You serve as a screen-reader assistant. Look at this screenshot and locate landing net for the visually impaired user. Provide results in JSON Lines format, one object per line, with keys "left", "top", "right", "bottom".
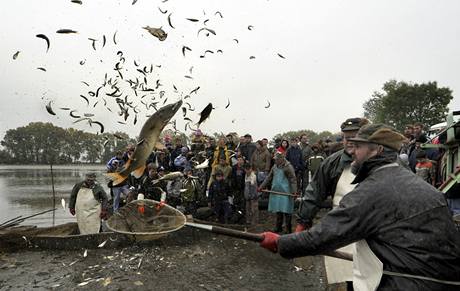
{"left": 106, "top": 199, "right": 186, "bottom": 236}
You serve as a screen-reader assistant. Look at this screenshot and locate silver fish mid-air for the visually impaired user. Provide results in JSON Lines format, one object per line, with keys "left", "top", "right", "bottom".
{"left": 106, "top": 100, "right": 182, "bottom": 185}
{"left": 143, "top": 26, "right": 167, "bottom": 41}
{"left": 194, "top": 158, "right": 209, "bottom": 169}
{"left": 152, "top": 171, "right": 184, "bottom": 184}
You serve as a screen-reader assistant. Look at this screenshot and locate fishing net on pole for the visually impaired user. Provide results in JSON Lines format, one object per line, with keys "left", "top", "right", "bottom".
{"left": 106, "top": 199, "right": 186, "bottom": 236}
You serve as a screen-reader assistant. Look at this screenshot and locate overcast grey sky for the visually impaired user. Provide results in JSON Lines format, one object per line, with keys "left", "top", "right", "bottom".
{"left": 1, "top": 0, "right": 459, "bottom": 141}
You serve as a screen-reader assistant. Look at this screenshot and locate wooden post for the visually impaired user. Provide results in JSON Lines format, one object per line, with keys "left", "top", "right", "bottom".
{"left": 50, "top": 163, "right": 56, "bottom": 226}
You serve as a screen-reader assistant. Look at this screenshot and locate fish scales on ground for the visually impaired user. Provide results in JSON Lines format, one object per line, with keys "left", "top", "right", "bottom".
{"left": 106, "top": 100, "right": 182, "bottom": 185}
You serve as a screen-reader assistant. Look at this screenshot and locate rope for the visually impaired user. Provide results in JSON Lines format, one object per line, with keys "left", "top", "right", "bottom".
{"left": 383, "top": 270, "right": 460, "bottom": 286}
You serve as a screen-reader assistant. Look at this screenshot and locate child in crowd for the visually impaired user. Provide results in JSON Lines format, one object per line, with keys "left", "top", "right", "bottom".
{"left": 208, "top": 170, "right": 232, "bottom": 224}
{"left": 243, "top": 163, "right": 259, "bottom": 226}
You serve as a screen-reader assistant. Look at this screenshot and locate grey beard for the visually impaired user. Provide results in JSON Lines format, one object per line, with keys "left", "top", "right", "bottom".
{"left": 350, "top": 161, "right": 362, "bottom": 175}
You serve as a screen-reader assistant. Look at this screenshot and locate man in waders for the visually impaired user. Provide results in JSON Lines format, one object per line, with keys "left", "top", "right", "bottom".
{"left": 69, "top": 173, "right": 108, "bottom": 234}
{"left": 296, "top": 117, "right": 369, "bottom": 289}
{"left": 259, "top": 152, "right": 298, "bottom": 233}
{"left": 259, "top": 124, "right": 460, "bottom": 290}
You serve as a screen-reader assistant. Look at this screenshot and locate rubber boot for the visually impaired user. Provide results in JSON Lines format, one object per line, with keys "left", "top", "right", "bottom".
{"left": 274, "top": 212, "right": 283, "bottom": 233}
{"left": 285, "top": 214, "right": 292, "bottom": 234}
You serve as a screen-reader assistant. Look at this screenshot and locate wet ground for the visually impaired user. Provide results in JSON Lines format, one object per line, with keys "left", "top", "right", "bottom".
{"left": 0, "top": 211, "right": 332, "bottom": 291}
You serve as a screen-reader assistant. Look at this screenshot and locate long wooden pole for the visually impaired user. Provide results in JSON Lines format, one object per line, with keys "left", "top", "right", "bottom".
{"left": 0, "top": 215, "right": 22, "bottom": 227}
{"left": 0, "top": 208, "right": 57, "bottom": 230}
{"left": 185, "top": 222, "right": 352, "bottom": 261}
{"left": 262, "top": 189, "right": 298, "bottom": 197}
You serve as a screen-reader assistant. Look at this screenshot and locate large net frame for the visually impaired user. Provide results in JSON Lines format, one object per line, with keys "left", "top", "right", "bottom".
{"left": 106, "top": 199, "right": 186, "bottom": 236}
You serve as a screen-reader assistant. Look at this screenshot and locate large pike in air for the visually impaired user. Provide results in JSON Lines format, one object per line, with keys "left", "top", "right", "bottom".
{"left": 106, "top": 100, "right": 182, "bottom": 185}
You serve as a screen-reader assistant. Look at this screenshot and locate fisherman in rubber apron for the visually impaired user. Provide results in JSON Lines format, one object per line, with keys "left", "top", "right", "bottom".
{"left": 296, "top": 117, "right": 369, "bottom": 289}
{"left": 259, "top": 124, "right": 460, "bottom": 290}
{"left": 69, "top": 173, "right": 108, "bottom": 234}
{"left": 259, "top": 152, "right": 298, "bottom": 234}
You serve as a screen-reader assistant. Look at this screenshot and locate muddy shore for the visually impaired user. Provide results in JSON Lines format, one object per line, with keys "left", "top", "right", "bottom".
{"left": 0, "top": 211, "right": 333, "bottom": 291}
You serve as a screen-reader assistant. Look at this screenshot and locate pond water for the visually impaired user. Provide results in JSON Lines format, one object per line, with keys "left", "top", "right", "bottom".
{"left": 0, "top": 165, "right": 108, "bottom": 226}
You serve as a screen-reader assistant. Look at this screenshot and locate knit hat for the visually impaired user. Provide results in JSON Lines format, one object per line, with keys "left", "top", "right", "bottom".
{"left": 348, "top": 124, "right": 406, "bottom": 151}
{"left": 274, "top": 151, "right": 284, "bottom": 159}
{"left": 341, "top": 117, "right": 370, "bottom": 132}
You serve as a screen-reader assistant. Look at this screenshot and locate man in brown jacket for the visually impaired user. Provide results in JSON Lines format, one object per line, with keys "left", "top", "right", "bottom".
{"left": 250, "top": 140, "right": 272, "bottom": 185}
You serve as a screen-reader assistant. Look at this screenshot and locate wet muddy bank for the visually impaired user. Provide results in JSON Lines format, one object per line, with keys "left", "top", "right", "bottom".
{"left": 0, "top": 225, "right": 328, "bottom": 290}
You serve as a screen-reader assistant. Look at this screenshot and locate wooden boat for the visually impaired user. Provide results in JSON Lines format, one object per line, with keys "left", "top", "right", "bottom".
{"left": 0, "top": 222, "right": 131, "bottom": 252}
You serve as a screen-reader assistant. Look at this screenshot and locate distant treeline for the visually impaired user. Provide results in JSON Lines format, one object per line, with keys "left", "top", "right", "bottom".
{"left": 0, "top": 122, "right": 135, "bottom": 164}
{"left": 0, "top": 122, "right": 337, "bottom": 165}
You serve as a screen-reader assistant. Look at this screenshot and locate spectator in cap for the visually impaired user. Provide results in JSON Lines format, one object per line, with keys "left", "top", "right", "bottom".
{"left": 260, "top": 124, "right": 460, "bottom": 290}
{"left": 69, "top": 172, "right": 108, "bottom": 234}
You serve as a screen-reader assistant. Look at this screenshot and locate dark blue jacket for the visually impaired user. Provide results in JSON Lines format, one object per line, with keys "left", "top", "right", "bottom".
{"left": 286, "top": 145, "right": 305, "bottom": 172}
{"left": 208, "top": 180, "right": 230, "bottom": 203}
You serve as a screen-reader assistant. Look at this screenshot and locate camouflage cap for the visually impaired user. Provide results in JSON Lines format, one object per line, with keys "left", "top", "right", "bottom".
{"left": 340, "top": 117, "right": 370, "bottom": 132}
{"left": 85, "top": 172, "right": 97, "bottom": 178}
{"left": 348, "top": 124, "right": 406, "bottom": 151}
